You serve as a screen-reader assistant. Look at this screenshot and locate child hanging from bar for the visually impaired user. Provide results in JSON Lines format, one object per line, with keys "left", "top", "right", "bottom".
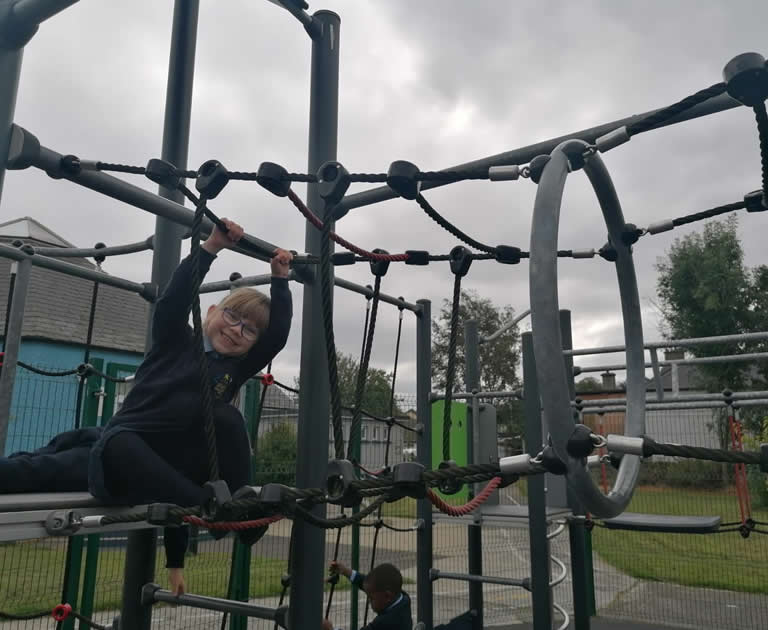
{"left": 0, "top": 218, "right": 293, "bottom": 596}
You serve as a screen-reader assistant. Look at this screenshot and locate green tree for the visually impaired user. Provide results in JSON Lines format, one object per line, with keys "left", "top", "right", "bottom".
{"left": 431, "top": 289, "right": 522, "bottom": 439}
{"left": 295, "top": 352, "right": 402, "bottom": 418}
{"left": 253, "top": 422, "right": 297, "bottom": 487}
{"left": 575, "top": 376, "right": 603, "bottom": 392}
{"left": 655, "top": 216, "right": 765, "bottom": 391}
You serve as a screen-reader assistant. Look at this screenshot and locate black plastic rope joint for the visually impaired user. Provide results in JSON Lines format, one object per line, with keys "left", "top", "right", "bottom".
{"left": 369, "top": 248, "right": 391, "bottom": 276}
{"left": 598, "top": 241, "right": 618, "bottom": 262}
{"left": 621, "top": 223, "right": 643, "bottom": 246}
{"left": 280, "top": 573, "right": 291, "bottom": 588}
{"left": 374, "top": 518, "right": 384, "bottom": 529}
{"left": 386, "top": 160, "right": 421, "bottom": 200}
{"left": 260, "top": 483, "right": 292, "bottom": 505}
{"left": 93, "top": 242, "right": 106, "bottom": 265}
{"left": 404, "top": 250, "right": 429, "bottom": 265}
{"left": 744, "top": 189, "right": 768, "bottom": 212}
{"left": 326, "top": 459, "right": 362, "bottom": 507}
{"left": 146, "top": 503, "right": 184, "bottom": 527}
{"left": 539, "top": 445, "right": 567, "bottom": 475}
{"left": 201, "top": 479, "right": 232, "bottom": 520}
{"left": 196, "top": 160, "right": 229, "bottom": 199}
{"left": 60, "top": 155, "right": 82, "bottom": 176}
{"left": 317, "top": 161, "right": 351, "bottom": 206}
{"left": 256, "top": 162, "right": 292, "bottom": 197}
{"left": 566, "top": 424, "right": 597, "bottom": 459}
{"left": 562, "top": 143, "right": 588, "bottom": 172}
{"left": 388, "top": 462, "right": 427, "bottom": 501}
{"left": 495, "top": 245, "right": 522, "bottom": 264}
{"left": 76, "top": 363, "right": 92, "bottom": 380}
{"left": 527, "top": 154, "right": 551, "bottom": 184}
{"left": 332, "top": 252, "right": 356, "bottom": 266}
{"left": 145, "top": 158, "right": 182, "bottom": 189}
{"left": 436, "top": 460, "right": 464, "bottom": 495}
{"left": 722, "top": 52, "right": 768, "bottom": 107}
{"left": 449, "top": 245, "right": 473, "bottom": 277}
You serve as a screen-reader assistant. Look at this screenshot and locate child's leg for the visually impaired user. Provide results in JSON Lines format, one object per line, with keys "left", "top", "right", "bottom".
{"left": 0, "top": 446, "right": 91, "bottom": 493}
{"left": 211, "top": 403, "right": 251, "bottom": 492}
{"left": 101, "top": 431, "right": 208, "bottom": 506}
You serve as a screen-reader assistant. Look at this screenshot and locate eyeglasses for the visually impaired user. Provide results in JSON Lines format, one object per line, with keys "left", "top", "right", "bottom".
{"left": 221, "top": 308, "right": 260, "bottom": 341}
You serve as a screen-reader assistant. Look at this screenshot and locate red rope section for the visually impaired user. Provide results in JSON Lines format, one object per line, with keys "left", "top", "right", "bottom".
{"left": 286, "top": 190, "right": 409, "bottom": 262}
{"left": 427, "top": 477, "right": 502, "bottom": 516}
{"left": 728, "top": 413, "right": 752, "bottom": 524}
{"left": 183, "top": 514, "right": 284, "bottom": 530}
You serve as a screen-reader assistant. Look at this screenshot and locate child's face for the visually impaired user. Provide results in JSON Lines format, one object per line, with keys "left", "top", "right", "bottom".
{"left": 364, "top": 583, "right": 395, "bottom": 614}
{"left": 205, "top": 305, "right": 259, "bottom": 356}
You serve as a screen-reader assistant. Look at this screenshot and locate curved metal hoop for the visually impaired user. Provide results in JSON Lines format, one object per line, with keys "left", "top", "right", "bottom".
{"left": 529, "top": 139, "right": 645, "bottom": 518}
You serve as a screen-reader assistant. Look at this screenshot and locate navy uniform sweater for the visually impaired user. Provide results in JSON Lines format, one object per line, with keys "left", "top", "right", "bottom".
{"left": 351, "top": 572, "right": 413, "bottom": 630}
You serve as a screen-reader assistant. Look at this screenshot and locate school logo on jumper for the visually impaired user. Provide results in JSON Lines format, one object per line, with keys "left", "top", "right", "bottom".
{"left": 213, "top": 373, "right": 233, "bottom": 399}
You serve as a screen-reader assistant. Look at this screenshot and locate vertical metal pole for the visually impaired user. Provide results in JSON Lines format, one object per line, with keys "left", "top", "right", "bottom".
{"left": 120, "top": 3, "right": 199, "bottom": 628}
{"left": 521, "top": 331, "right": 553, "bottom": 630}
{"left": 290, "top": 11, "right": 339, "bottom": 630}
{"left": 0, "top": 0, "right": 78, "bottom": 204}
{"left": 464, "top": 320, "right": 483, "bottom": 630}
{"left": 560, "top": 310, "right": 591, "bottom": 630}
{"left": 415, "top": 300, "right": 433, "bottom": 630}
{"left": 0, "top": 256, "right": 29, "bottom": 454}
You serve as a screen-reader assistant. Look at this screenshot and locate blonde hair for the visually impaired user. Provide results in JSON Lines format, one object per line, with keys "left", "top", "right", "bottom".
{"left": 211, "top": 287, "right": 271, "bottom": 331}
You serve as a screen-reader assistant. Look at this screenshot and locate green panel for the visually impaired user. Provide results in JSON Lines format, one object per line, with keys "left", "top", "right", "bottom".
{"left": 431, "top": 400, "right": 469, "bottom": 502}
{"left": 78, "top": 536, "right": 101, "bottom": 630}
{"left": 60, "top": 537, "right": 85, "bottom": 630}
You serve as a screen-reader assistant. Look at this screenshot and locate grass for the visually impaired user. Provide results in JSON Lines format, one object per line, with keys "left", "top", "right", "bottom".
{"left": 591, "top": 485, "right": 768, "bottom": 594}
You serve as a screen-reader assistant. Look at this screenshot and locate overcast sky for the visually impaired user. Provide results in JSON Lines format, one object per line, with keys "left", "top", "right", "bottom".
{"left": 3, "top": 0, "right": 768, "bottom": 394}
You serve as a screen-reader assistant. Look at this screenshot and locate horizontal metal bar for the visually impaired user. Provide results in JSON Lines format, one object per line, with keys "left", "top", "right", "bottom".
{"left": 576, "top": 351, "right": 768, "bottom": 374}
{"left": 0, "top": 242, "right": 152, "bottom": 297}
{"left": 0, "top": 506, "right": 154, "bottom": 542}
{"left": 576, "top": 389, "right": 768, "bottom": 407}
{"left": 581, "top": 399, "right": 768, "bottom": 414}
{"left": 334, "top": 277, "right": 420, "bottom": 312}
{"left": 431, "top": 389, "right": 522, "bottom": 401}
{"left": 335, "top": 92, "right": 740, "bottom": 213}
{"left": 24, "top": 236, "right": 154, "bottom": 258}
{"left": 429, "top": 569, "right": 528, "bottom": 589}
{"left": 18, "top": 130, "right": 281, "bottom": 264}
{"left": 480, "top": 309, "right": 530, "bottom": 345}
{"left": 199, "top": 272, "right": 276, "bottom": 294}
{"left": 199, "top": 270, "right": 421, "bottom": 312}
{"left": 146, "top": 586, "right": 287, "bottom": 626}
{"left": 567, "top": 331, "right": 768, "bottom": 357}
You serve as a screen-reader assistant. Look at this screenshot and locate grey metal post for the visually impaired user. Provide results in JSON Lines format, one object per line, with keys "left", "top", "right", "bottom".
{"left": 560, "top": 310, "right": 591, "bottom": 630}
{"left": 0, "top": 0, "right": 78, "bottom": 204}
{"left": 290, "top": 11, "right": 339, "bottom": 630}
{"left": 415, "top": 299, "right": 433, "bottom": 630}
{"left": 521, "top": 331, "right": 552, "bottom": 630}
{"left": 121, "top": 3, "right": 199, "bottom": 629}
{"left": 0, "top": 257, "right": 29, "bottom": 454}
{"left": 463, "top": 319, "right": 483, "bottom": 630}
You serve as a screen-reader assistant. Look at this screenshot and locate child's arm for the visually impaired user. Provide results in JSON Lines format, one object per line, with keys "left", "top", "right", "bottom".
{"left": 241, "top": 249, "right": 294, "bottom": 374}
{"left": 151, "top": 220, "right": 244, "bottom": 345}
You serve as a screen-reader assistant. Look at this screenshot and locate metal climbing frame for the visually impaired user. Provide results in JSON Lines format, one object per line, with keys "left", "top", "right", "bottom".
{"left": 0, "top": 2, "right": 765, "bottom": 630}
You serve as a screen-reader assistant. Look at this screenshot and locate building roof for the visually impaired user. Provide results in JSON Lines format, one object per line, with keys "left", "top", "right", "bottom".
{"left": 0, "top": 218, "right": 149, "bottom": 354}
{"left": 0, "top": 217, "right": 75, "bottom": 248}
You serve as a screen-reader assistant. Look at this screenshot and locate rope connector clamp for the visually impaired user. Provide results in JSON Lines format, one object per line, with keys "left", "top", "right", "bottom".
{"left": 449, "top": 245, "right": 473, "bottom": 277}
{"left": 326, "top": 459, "right": 362, "bottom": 507}
{"left": 196, "top": 160, "right": 229, "bottom": 199}
{"left": 436, "top": 460, "right": 464, "bottom": 495}
{"left": 388, "top": 462, "right": 427, "bottom": 501}
{"left": 145, "top": 158, "right": 181, "bottom": 189}
{"left": 256, "top": 161, "right": 292, "bottom": 197}
{"left": 369, "top": 248, "right": 391, "bottom": 276}
{"left": 386, "top": 160, "right": 422, "bottom": 200}
{"left": 317, "top": 161, "right": 351, "bottom": 206}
